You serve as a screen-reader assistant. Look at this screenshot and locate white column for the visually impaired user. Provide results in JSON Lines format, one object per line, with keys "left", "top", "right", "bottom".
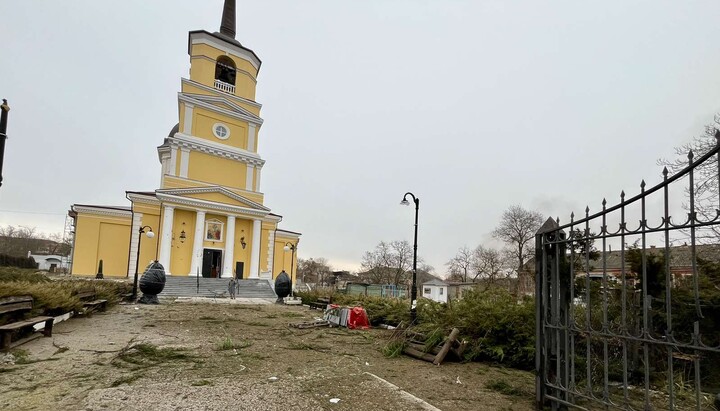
{"left": 158, "top": 205, "right": 175, "bottom": 275}
{"left": 169, "top": 148, "right": 177, "bottom": 176}
{"left": 222, "top": 215, "right": 236, "bottom": 278}
{"left": 266, "top": 230, "right": 275, "bottom": 276}
{"left": 189, "top": 210, "right": 206, "bottom": 276}
{"left": 127, "top": 212, "right": 143, "bottom": 277}
{"left": 248, "top": 219, "right": 261, "bottom": 278}
{"left": 182, "top": 103, "right": 194, "bottom": 134}
{"left": 255, "top": 167, "right": 262, "bottom": 191}
{"left": 179, "top": 148, "right": 190, "bottom": 178}
{"left": 245, "top": 164, "right": 254, "bottom": 191}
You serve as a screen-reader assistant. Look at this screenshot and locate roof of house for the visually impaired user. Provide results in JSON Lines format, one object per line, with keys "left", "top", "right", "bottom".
{"left": 423, "top": 279, "right": 448, "bottom": 286}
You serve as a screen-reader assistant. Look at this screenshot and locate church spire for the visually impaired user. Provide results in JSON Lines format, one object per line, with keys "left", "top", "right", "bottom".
{"left": 219, "top": 0, "right": 236, "bottom": 38}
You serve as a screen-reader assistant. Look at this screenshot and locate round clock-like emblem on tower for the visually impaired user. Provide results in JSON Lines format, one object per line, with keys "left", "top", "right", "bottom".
{"left": 212, "top": 123, "right": 230, "bottom": 140}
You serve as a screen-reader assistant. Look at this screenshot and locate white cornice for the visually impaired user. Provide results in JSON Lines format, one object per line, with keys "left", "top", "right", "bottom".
{"left": 127, "top": 193, "right": 160, "bottom": 205}
{"left": 276, "top": 230, "right": 302, "bottom": 240}
{"left": 181, "top": 78, "right": 262, "bottom": 109}
{"left": 72, "top": 205, "right": 131, "bottom": 218}
{"left": 189, "top": 31, "right": 261, "bottom": 71}
{"left": 157, "top": 186, "right": 269, "bottom": 211}
{"left": 178, "top": 93, "right": 263, "bottom": 126}
{"left": 163, "top": 175, "right": 265, "bottom": 197}
{"left": 169, "top": 133, "right": 265, "bottom": 167}
{"left": 155, "top": 193, "right": 269, "bottom": 218}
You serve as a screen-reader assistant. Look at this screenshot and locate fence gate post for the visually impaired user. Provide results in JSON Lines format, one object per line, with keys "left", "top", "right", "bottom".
{"left": 536, "top": 217, "right": 569, "bottom": 410}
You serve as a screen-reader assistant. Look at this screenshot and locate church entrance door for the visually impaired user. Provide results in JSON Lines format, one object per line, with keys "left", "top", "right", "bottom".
{"left": 202, "top": 249, "right": 223, "bottom": 278}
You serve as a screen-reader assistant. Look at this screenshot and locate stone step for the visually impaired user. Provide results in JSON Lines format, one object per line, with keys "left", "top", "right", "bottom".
{"left": 158, "top": 277, "right": 276, "bottom": 298}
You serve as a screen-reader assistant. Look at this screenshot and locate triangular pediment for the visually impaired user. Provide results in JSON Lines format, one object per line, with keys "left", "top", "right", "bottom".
{"left": 181, "top": 93, "right": 262, "bottom": 121}
{"left": 157, "top": 187, "right": 269, "bottom": 211}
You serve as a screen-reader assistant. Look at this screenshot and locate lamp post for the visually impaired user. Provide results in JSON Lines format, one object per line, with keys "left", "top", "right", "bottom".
{"left": 0, "top": 99, "right": 10, "bottom": 190}
{"left": 400, "top": 192, "right": 419, "bottom": 323}
{"left": 132, "top": 225, "right": 155, "bottom": 300}
{"left": 283, "top": 242, "right": 296, "bottom": 297}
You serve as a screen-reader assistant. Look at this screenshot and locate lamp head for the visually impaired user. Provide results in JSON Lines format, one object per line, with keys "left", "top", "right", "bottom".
{"left": 400, "top": 198, "right": 410, "bottom": 206}
{"left": 145, "top": 231, "right": 155, "bottom": 239}
{"left": 283, "top": 245, "right": 290, "bottom": 252}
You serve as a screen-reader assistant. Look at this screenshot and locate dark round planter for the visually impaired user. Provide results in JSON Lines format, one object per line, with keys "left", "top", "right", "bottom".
{"left": 274, "top": 271, "right": 291, "bottom": 303}
{"left": 139, "top": 261, "right": 166, "bottom": 304}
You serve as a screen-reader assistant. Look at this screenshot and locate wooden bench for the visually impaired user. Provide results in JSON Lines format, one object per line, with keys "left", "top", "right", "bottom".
{"left": 0, "top": 296, "right": 54, "bottom": 352}
{"left": 73, "top": 289, "right": 108, "bottom": 315}
{"left": 308, "top": 297, "right": 331, "bottom": 310}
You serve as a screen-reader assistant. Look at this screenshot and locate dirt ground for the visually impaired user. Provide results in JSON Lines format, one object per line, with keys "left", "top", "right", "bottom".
{"left": 0, "top": 299, "right": 535, "bottom": 411}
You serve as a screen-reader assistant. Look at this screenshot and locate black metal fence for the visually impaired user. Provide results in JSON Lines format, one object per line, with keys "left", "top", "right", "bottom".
{"left": 535, "top": 133, "right": 720, "bottom": 410}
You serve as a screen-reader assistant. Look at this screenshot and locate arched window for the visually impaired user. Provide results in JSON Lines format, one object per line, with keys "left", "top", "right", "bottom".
{"left": 215, "top": 56, "right": 236, "bottom": 86}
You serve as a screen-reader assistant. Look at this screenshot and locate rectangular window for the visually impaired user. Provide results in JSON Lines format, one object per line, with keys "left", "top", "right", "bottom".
{"left": 424, "top": 288, "right": 431, "bottom": 294}
{"left": 439, "top": 288, "right": 444, "bottom": 295}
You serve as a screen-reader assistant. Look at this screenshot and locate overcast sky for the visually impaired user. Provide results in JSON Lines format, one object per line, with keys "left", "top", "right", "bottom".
{"left": 1, "top": 1, "right": 719, "bottom": 274}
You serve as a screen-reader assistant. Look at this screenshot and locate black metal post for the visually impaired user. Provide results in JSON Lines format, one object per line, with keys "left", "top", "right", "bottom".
{"left": 284, "top": 242, "right": 296, "bottom": 297}
{"left": 0, "top": 99, "right": 10, "bottom": 189}
{"left": 401, "top": 192, "right": 419, "bottom": 323}
{"left": 132, "top": 226, "right": 153, "bottom": 300}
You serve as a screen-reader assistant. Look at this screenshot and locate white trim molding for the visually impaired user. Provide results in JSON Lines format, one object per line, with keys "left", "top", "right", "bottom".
{"left": 155, "top": 193, "right": 270, "bottom": 218}
{"left": 181, "top": 78, "right": 262, "bottom": 110}
{"left": 158, "top": 205, "right": 175, "bottom": 276}
{"left": 169, "top": 132, "right": 265, "bottom": 168}
{"left": 267, "top": 230, "right": 275, "bottom": 275}
{"left": 189, "top": 210, "right": 206, "bottom": 276}
{"left": 212, "top": 123, "right": 230, "bottom": 140}
{"left": 182, "top": 103, "right": 194, "bottom": 134}
{"left": 157, "top": 186, "right": 269, "bottom": 211}
{"left": 189, "top": 31, "right": 261, "bottom": 71}
{"left": 71, "top": 205, "right": 132, "bottom": 218}
{"left": 179, "top": 148, "right": 190, "bottom": 178}
{"left": 169, "top": 147, "right": 178, "bottom": 177}
{"left": 178, "top": 93, "right": 263, "bottom": 126}
{"left": 248, "top": 219, "right": 261, "bottom": 278}
{"left": 245, "top": 164, "right": 254, "bottom": 191}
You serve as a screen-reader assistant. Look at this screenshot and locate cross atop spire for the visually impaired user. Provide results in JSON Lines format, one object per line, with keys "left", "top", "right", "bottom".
{"left": 220, "top": 0, "right": 236, "bottom": 38}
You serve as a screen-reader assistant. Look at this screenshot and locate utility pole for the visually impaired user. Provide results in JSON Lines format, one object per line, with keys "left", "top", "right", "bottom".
{"left": 0, "top": 99, "right": 10, "bottom": 189}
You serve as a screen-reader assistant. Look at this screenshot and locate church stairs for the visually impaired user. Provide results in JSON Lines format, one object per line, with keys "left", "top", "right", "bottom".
{"left": 160, "top": 276, "right": 276, "bottom": 299}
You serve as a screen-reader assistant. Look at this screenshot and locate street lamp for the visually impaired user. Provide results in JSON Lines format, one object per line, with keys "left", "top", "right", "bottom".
{"left": 400, "top": 192, "right": 419, "bottom": 323}
{"left": 283, "top": 242, "right": 296, "bottom": 297}
{"left": 132, "top": 225, "right": 155, "bottom": 300}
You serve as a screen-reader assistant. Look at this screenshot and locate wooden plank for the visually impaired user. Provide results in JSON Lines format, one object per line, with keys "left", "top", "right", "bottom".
{"left": 403, "top": 346, "right": 436, "bottom": 363}
{"left": 433, "top": 328, "right": 460, "bottom": 365}
{"left": 0, "top": 296, "right": 33, "bottom": 305}
{"left": 0, "top": 316, "right": 54, "bottom": 331}
{"left": 0, "top": 301, "right": 33, "bottom": 315}
{"left": 3, "top": 333, "right": 43, "bottom": 352}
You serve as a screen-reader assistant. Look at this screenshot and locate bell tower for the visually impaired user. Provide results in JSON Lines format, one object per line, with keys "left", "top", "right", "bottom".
{"left": 159, "top": 0, "right": 266, "bottom": 198}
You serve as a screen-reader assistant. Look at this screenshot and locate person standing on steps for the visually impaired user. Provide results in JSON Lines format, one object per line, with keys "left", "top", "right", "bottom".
{"left": 228, "top": 277, "right": 237, "bottom": 299}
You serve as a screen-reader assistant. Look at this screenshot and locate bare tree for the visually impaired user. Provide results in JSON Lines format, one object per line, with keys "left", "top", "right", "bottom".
{"left": 0, "top": 225, "right": 61, "bottom": 257}
{"left": 360, "top": 240, "right": 418, "bottom": 285}
{"left": 471, "top": 245, "right": 507, "bottom": 287}
{"left": 659, "top": 116, "right": 720, "bottom": 241}
{"left": 297, "top": 257, "right": 332, "bottom": 286}
{"left": 446, "top": 246, "right": 473, "bottom": 282}
{"left": 492, "top": 205, "right": 544, "bottom": 291}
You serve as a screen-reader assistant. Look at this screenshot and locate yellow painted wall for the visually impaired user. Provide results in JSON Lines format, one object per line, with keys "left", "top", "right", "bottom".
{"left": 169, "top": 209, "right": 194, "bottom": 276}
{"left": 184, "top": 192, "right": 258, "bottom": 208}
{"left": 72, "top": 213, "right": 131, "bottom": 277}
{"left": 187, "top": 151, "right": 245, "bottom": 189}
{"left": 192, "top": 108, "right": 248, "bottom": 150}
{"left": 232, "top": 218, "right": 253, "bottom": 278}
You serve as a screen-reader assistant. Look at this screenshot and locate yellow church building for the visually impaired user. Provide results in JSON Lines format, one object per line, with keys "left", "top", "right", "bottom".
{"left": 68, "top": 0, "right": 300, "bottom": 284}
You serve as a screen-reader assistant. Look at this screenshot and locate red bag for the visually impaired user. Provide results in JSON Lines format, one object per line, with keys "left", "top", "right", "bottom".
{"left": 347, "top": 306, "right": 370, "bottom": 330}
